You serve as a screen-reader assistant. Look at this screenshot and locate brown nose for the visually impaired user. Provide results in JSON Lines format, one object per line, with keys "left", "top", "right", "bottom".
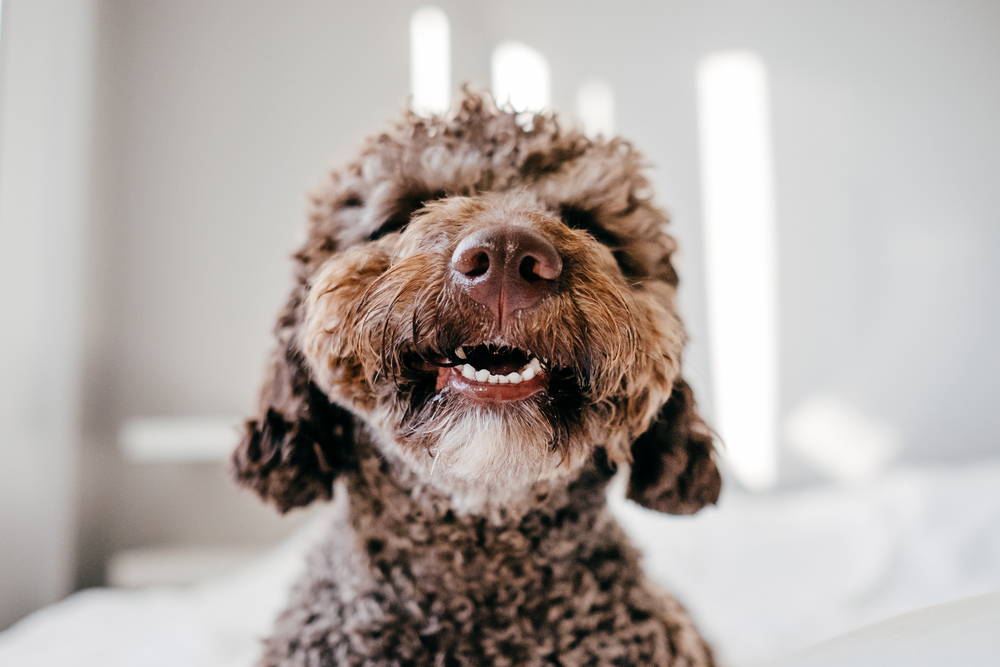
{"left": 450, "top": 225, "right": 562, "bottom": 325}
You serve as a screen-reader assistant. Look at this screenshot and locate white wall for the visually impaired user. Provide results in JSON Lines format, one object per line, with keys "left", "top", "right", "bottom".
{"left": 0, "top": 0, "right": 98, "bottom": 629}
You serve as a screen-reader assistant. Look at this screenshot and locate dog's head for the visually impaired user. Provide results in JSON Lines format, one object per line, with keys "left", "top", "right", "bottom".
{"left": 232, "top": 92, "right": 720, "bottom": 514}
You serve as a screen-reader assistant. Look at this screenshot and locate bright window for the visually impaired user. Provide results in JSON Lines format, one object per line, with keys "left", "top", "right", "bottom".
{"left": 409, "top": 7, "right": 451, "bottom": 114}
{"left": 491, "top": 41, "right": 550, "bottom": 112}
{"left": 697, "top": 51, "right": 779, "bottom": 489}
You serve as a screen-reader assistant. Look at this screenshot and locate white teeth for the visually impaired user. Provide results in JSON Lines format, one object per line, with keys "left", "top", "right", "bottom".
{"left": 519, "top": 357, "right": 542, "bottom": 381}
{"left": 454, "top": 353, "right": 545, "bottom": 384}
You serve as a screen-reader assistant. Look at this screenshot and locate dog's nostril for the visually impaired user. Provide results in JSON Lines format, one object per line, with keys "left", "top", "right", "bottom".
{"left": 451, "top": 233, "right": 497, "bottom": 285}
{"left": 518, "top": 251, "right": 561, "bottom": 282}
{"left": 453, "top": 248, "right": 491, "bottom": 278}
{"left": 519, "top": 256, "right": 541, "bottom": 282}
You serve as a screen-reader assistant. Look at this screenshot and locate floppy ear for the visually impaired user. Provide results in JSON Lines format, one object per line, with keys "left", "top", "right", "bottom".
{"left": 626, "top": 378, "right": 722, "bottom": 514}
{"left": 231, "top": 289, "right": 357, "bottom": 513}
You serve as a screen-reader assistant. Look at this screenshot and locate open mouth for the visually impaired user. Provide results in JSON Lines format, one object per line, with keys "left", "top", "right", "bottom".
{"left": 435, "top": 344, "right": 547, "bottom": 402}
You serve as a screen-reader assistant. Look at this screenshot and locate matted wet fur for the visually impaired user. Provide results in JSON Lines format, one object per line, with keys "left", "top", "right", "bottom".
{"left": 233, "top": 91, "right": 721, "bottom": 666}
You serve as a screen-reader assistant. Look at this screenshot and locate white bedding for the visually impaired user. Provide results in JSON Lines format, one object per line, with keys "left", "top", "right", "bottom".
{"left": 2, "top": 460, "right": 999, "bottom": 666}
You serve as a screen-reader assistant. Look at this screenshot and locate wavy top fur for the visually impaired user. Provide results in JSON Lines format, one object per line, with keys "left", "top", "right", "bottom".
{"left": 299, "top": 90, "right": 675, "bottom": 285}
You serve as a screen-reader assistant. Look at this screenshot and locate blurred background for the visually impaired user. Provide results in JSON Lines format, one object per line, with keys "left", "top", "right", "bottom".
{"left": 1, "top": 0, "right": 998, "bottom": 664}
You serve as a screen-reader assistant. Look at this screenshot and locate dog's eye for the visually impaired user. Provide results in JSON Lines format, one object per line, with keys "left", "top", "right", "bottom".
{"left": 560, "top": 205, "right": 621, "bottom": 247}
{"left": 368, "top": 189, "right": 447, "bottom": 241}
{"left": 560, "top": 205, "right": 645, "bottom": 279}
{"left": 368, "top": 214, "right": 409, "bottom": 241}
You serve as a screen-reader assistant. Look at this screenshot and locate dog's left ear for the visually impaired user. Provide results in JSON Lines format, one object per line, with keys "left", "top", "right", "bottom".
{"left": 231, "top": 290, "right": 357, "bottom": 513}
{"left": 626, "top": 378, "right": 722, "bottom": 514}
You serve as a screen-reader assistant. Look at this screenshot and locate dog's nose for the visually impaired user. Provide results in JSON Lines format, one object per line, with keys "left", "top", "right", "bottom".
{"left": 450, "top": 225, "right": 562, "bottom": 324}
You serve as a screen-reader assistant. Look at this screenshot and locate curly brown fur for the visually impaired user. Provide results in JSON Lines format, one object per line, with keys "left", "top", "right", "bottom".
{"left": 233, "top": 91, "right": 721, "bottom": 665}
{"left": 260, "top": 443, "right": 713, "bottom": 666}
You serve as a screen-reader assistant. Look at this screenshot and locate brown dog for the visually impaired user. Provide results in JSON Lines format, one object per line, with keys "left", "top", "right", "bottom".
{"left": 233, "top": 91, "right": 721, "bottom": 666}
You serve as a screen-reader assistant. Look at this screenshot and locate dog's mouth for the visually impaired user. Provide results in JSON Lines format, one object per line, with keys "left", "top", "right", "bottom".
{"left": 396, "top": 337, "right": 587, "bottom": 445}
{"left": 434, "top": 343, "right": 548, "bottom": 402}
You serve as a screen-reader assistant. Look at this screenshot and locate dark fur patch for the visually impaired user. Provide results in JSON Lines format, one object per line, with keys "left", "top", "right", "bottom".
{"left": 627, "top": 379, "right": 721, "bottom": 515}
{"left": 368, "top": 189, "right": 448, "bottom": 241}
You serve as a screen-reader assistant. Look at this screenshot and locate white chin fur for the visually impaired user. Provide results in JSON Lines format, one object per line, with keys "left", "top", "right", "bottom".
{"left": 379, "top": 404, "right": 580, "bottom": 514}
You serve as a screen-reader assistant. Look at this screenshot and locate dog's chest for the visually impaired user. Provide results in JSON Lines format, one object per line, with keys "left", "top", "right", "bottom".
{"left": 263, "top": 525, "right": 704, "bottom": 665}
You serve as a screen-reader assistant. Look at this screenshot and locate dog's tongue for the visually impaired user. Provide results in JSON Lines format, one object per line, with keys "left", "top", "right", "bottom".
{"left": 484, "top": 360, "right": 522, "bottom": 374}
{"left": 466, "top": 345, "right": 528, "bottom": 375}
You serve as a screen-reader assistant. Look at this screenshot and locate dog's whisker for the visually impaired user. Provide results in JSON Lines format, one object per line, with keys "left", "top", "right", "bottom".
{"left": 428, "top": 448, "right": 440, "bottom": 481}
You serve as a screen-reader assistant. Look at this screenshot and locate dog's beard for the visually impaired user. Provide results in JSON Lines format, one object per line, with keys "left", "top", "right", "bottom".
{"left": 383, "top": 374, "right": 589, "bottom": 509}
{"left": 426, "top": 394, "right": 558, "bottom": 484}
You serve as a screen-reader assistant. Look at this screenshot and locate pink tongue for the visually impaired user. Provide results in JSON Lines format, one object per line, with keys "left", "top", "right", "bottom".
{"left": 486, "top": 361, "right": 522, "bottom": 375}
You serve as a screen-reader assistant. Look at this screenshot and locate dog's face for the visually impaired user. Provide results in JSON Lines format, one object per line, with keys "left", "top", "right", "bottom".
{"left": 233, "top": 93, "right": 720, "bottom": 514}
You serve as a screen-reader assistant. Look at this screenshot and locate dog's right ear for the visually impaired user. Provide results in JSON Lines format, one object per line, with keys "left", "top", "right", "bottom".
{"left": 231, "top": 290, "right": 357, "bottom": 513}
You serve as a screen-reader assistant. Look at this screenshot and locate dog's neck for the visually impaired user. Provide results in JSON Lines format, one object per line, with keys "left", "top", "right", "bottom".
{"left": 329, "top": 443, "right": 626, "bottom": 587}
